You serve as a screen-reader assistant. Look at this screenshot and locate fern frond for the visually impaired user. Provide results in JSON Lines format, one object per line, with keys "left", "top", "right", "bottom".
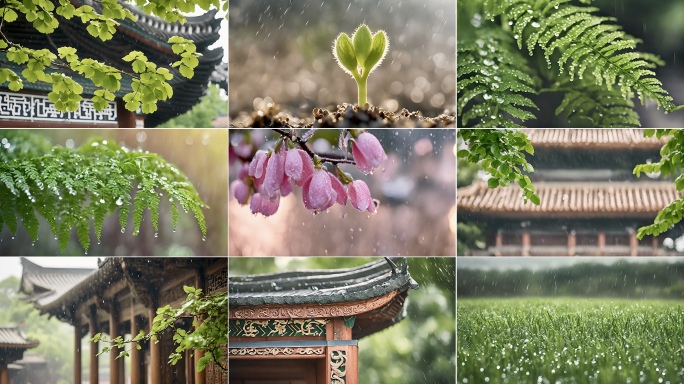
{"left": 0, "top": 131, "right": 209, "bottom": 254}
{"left": 552, "top": 76, "right": 641, "bottom": 127}
{"left": 458, "top": 27, "right": 540, "bottom": 127}
{"left": 485, "top": 0, "right": 675, "bottom": 111}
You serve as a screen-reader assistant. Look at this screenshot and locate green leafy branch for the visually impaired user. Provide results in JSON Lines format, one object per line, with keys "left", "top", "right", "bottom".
{"left": 0, "top": 131, "right": 207, "bottom": 254}
{"left": 457, "top": 129, "right": 539, "bottom": 204}
{"left": 633, "top": 129, "right": 684, "bottom": 239}
{"left": 93, "top": 286, "right": 227, "bottom": 372}
{"left": 0, "top": 0, "right": 207, "bottom": 113}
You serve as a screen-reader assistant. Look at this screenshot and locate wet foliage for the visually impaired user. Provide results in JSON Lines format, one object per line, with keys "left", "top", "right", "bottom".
{"left": 0, "top": 131, "right": 206, "bottom": 253}
{"left": 459, "top": 298, "right": 684, "bottom": 384}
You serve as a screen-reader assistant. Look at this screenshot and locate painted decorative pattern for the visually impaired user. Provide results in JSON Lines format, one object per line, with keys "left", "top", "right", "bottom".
{"left": 229, "top": 290, "right": 398, "bottom": 319}
{"left": 330, "top": 350, "right": 347, "bottom": 384}
{"left": 229, "top": 319, "right": 328, "bottom": 337}
{"left": 229, "top": 347, "right": 325, "bottom": 356}
{"left": 0, "top": 91, "right": 117, "bottom": 123}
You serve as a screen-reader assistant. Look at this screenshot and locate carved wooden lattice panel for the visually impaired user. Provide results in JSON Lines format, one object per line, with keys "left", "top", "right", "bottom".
{"left": 206, "top": 346, "right": 227, "bottom": 384}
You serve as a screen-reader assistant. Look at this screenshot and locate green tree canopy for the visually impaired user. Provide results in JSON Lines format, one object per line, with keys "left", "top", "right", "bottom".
{"left": 0, "top": 0, "right": 227, "bottom": 114}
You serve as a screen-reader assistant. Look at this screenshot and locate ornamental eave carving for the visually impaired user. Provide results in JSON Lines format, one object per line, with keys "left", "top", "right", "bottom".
{"left": 229, "top": 290, "right": 399, "bottom": 320}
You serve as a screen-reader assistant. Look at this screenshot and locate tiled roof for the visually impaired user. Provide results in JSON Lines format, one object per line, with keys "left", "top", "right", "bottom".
{"left": 522, "top": 129, "right": 668, "bottom": 149}
{"left": 230, "top": 258, "right": 419, "bottom": 339}
{"left": 457, "top": 180, "right": 681, "bottom": 218}
{"left": 19, "top": 258, "right": 95, "bottom": 308}
{"left": 0, "top": 326, "right": 39, "bottom": 348}
{"left": 230, "top": 258, "right": 418, "bottom": 307}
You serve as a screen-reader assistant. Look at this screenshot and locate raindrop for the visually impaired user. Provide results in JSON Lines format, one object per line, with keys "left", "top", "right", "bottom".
{"left": 202, "top": 236, "right": 206, "bottom": 242}
{"left": 531, "top": 21, "right": 540, "bottom": 28}
{"left": 116, "top": 197, "right": 123, "bottom": 206}
{"left": 154, "top": 232, "right": 159, "bottom": 238}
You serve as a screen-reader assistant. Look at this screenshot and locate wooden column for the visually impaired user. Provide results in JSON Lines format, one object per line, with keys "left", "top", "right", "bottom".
{"left": 629, "top": 229, "right": 638, "bottom": 256}
{"left": 652, "top": 237, "right": 659, "bottom": 256}
{"left": 194, "top": 268, "right": 206, "bottom": 384}
{"left": 495, "top": 230, "right": 503, "bottom": 256}
{"left": 522, "top": 230, "right": 530, "bottom": 256}
{"left": 74, "top": 321, "right": 82, "bottom": 384}
{"left": 568, "top": 230, "right": 576, "bottom": 256}
{"left": 130, "top": 301, "right": 141, "bottom": 384}
{"left": 598, "top": 231, "right": 605, "bottom": 256}
{"left": 148, "top": 297, "right": 162, "bottom": 384}
{"left": 109, "top": 302, "right": 120, "bottom": 384}
{"left": 325, "top": 319, "right": 357, "bottom": 384}
{"left": 0, "top": 365, "right": 8, "bottom": 384}
{"left": 89, "top": 305, "right": 99, "bottom": 384}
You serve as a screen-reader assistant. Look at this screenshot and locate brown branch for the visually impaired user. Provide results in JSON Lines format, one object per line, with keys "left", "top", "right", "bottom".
{"left": 271, "top": 129, "right": 356, "bottom": 165}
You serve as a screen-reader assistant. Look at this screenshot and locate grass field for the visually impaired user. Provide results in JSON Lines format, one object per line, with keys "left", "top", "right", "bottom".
{"left": 458, "top": 298, "right": 684, "bottom": 384}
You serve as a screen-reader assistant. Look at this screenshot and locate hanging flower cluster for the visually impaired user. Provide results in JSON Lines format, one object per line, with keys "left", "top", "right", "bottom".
{"left": 230, "top": 129, "right": 387, "bottom": 217}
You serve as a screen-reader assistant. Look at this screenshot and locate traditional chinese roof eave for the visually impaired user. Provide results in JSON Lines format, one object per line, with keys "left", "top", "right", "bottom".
{"left": 229, "top": 258, "right": 419, "bottom": 338}
{"left": 521, "top": 129, "right": 668, "bottom": 150}
{"left": 457, "top": 180, "right": 681, "bottom": 219}
{"left": 0, "top": 327, "right": 40, "bottom": 349}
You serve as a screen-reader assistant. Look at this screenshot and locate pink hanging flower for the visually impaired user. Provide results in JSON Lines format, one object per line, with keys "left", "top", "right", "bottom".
{"left": 248, "top": 150, "right": 268, "bottom": 178}
{"left": 230, "top": 179, "right": 250, "bottom": 205}
{"left": 262, "top": 147, "right": 286, "bottom": 200}
{"left": 302, "top": 169, "right": 347, "bottom": 212}
{"left": 351, "top": 132, "right": 387, "bottom": 174}
{"left": 250, "top": 193, "right": 280, "bottom": 216}
{"left": 285, "top": 148, "right": 314, "bottom": 186}
{"left": 347, "top": 180, "right": 376, "bottom": 213}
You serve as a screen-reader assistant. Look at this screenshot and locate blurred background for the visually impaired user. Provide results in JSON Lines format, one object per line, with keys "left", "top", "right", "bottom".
{"left": 229, "top": 129, "right": 456, "bottom": 256}
{"left": 229, "top": 0, "right": 455, "bottom": 119}
{"left": 457, "top": 0, "right": 684, "bottom": 126}
{"left": 229, "top": 257, "right": 456, "bottom": 384}
{"left": 459, "top": 257, "right": 684, "bottom": 298}
{"left": 0, "top": 129, "right": 228, "bottom": 256}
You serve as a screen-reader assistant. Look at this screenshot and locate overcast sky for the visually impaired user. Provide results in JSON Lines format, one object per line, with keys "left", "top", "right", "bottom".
{"left": 458, "top": 257, "right": 684, "bottom": 271}
{"left": 0, "top": 258, "right": 100, "bottom": 282}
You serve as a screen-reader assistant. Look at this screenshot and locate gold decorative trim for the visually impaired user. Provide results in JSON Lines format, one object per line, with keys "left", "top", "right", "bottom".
{"left": 230, "top": 290, "right": 399, "bottom": 319}
{"left": 330, "top": 350, "right": 347, "bottom": 384}
{"left": 229, "top": 347, "right": 325, "bottom": 356}
{"left": 230, "top": 319, "right": 328, "bottom": 337}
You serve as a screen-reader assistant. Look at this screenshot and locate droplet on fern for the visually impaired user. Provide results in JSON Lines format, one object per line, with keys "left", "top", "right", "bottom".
{"left": 476, "top": 39, "right": 484, "bottom": 48}
{"left": 493, "top": 76, "right": 501, "bottom": 82}
{"left": 121, "top": 227, "right": 126, "bottom": 233}
{"left": 154, "top": 232, "right": 158, "bottom": 238}
{"left": 514, "top": 34, "right": 519, "bottom": 40}
{"left": 11, "top": 236, "right": 14, "bottom": 240}
{"left": 202, "top": 237, "right": 206, "bottom": 242}
{"left": 531, "top": 21, "right": 540, "bottom": 28}
{"left": 99, "top": 199, "right": 105, "bottom": 204}
{"left": 508, "top": 21, "right": 513, "bottom": 26}
{"left": 554, "top": 5, "right": 559, "bottom": 9}
{"left": 116, "top": 197, "right": 123, "bottom": 206}
{"left": 479, "top": 50, "right": 488, "bottom": 56}
{"left": 483, "top": 59, "right": 494, "bottom": 66}
{"left": 497, "top": 97, "right": 504, "bottom": 103}
{"left": 527, "top": 9, "right": 533, "bottom": 13}
{"left": 492, "top": 83, "right": 500, "bottom": 89}
{"left": 483, "top": 94, "right": 492, "bottom": 100}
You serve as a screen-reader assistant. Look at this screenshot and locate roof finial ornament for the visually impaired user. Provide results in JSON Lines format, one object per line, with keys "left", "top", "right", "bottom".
{"left": 401, "top": 258, "right": 408, "bottom": 275}
{"left": 384, "top": 257, "right": 398, "bottom": 276}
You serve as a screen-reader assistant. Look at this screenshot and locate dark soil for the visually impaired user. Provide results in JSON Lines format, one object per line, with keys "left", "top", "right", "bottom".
{"left": 229, "top": 103, "right": 456, "bottom": 128}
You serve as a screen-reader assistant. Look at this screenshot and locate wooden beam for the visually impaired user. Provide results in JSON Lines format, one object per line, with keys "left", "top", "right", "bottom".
{"left": 522, "top": 230, "right": 530, "bottom": 256}
{"left": 89, "top": 305, "right": 99, "bottom": 384}
{"left": 598, "top": 231, "right": 605, "bottom": 256}
{"left": 568, "top": 230, "right": 576, "bottom": 256}
{"left": 74, "top": 321, "right": 82, "bottom": 384}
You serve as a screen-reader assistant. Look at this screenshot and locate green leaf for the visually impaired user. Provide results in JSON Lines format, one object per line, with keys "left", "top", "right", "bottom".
{"left": 343, "top": 316, "right": 356, "bottom": 328}
{"left": 334, "top": 32, "right": 357, "bottom": 76}
{"left": 364, "top": 30, "right": 388, "bottom": 73}
{"left": 487, "top": 178, "right": 499, "bottom": 188}
{"left": 529, "top": 193, "right": 541, "bottom": 205}
{"left": 353, "top": 24, "right": 373, "bottom": 68}
{"left": 178, "top": 65, "right": 194, "bottom": 79}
